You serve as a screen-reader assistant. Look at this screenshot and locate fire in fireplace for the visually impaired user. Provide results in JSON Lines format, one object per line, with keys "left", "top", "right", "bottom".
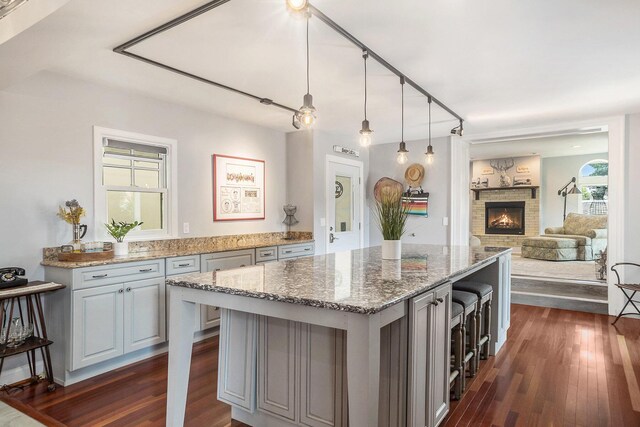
{"left": 485, "top": 201, "right": 525, "bottom": 235}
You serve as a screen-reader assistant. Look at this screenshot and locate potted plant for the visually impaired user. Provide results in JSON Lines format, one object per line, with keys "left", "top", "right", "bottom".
{"left": 105, "top": 220, "right": 143, "bottom": 256}
{"left": 373, "top": 179, "right": 409, "bottom": 260}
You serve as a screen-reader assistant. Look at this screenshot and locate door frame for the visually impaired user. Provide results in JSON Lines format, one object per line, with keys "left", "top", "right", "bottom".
{"left": 450, "top": 115, "right": 627, "bottom": 316}
{"left": 325, "top": 154, "right": 365, "bottom": 254}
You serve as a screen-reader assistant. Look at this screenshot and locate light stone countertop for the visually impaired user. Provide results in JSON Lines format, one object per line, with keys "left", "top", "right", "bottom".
{"left": 167, "top": 244, "right": 512, "bottom": 314}
{"left": 41, "top": 237, "right": 314, "bottom": 269}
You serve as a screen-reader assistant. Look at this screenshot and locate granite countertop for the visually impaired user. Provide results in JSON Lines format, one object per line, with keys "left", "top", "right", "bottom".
{"left": 167, "top": 244, "right": 512, "bottom": 314}
{"left": 41, "top": 236, "right": 314, "bottom": 269}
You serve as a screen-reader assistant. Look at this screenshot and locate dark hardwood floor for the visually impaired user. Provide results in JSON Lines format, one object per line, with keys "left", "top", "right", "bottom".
{"left": 2, "top": 304, "right": 640, "bottom": 426}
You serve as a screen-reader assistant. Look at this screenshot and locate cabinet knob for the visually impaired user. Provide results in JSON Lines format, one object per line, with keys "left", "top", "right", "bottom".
{"left": 126, "top": 287, "right": 132, "bottom": 292}
{"left": 118, "top": 289, "right": 124, "bottom": 293}
{"left": 437, "top": 297, "right": 444, "bottom": 304}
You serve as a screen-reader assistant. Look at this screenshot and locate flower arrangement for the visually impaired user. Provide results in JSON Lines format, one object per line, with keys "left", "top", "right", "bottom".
{"left": 57, "top": 199, "right": 85, "bottom": 225}
{"left": 105, "top": 220, "right": 143, "bottom": 243}
{"left": 373, "top": 186, "right": 409, "bottom": 241}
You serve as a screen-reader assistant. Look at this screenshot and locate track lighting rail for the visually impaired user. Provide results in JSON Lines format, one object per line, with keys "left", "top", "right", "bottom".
{"left": 112, "top": 0, "right": 463, "bottom": 125}
{"left": 307, "top": 4, "right": 463, "bottom": 123}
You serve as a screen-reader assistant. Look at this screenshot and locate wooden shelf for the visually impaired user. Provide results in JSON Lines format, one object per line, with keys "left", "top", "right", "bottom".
{"left": 0, "top": 336, "right": 53, "bottom": 358}
{"left": 470, "top": 186, "right": 539, "bottom": 200}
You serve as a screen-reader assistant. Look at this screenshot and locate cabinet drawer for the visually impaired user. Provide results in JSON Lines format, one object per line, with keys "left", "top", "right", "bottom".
{"left": 278, "top": 243, "right": 315, "bottom": 260}
{"left": 75, "top": 260, "right": 165, "bottom": 290}
{"left": 166, "top": 255, "right": 200, "bottom": 276}
{"left": 201, "top": 249, "right": 255, "bottom": 273}
{"left": 256, "top": 246, "right": 277, "bottom": 263}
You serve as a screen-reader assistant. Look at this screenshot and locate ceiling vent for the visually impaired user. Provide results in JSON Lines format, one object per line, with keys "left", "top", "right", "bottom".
{"left": 0, "top": 0, "right": 29, "bottom": 19}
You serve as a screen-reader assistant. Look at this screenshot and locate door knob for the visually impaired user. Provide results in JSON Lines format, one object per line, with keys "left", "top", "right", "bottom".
{"left": 329, "top": 233, "right": 339, "bottom": 243}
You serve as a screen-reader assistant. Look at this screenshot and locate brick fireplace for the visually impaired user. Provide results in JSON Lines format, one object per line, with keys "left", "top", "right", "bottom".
{"left": 472, "top": 188, "right": 539, "bottom": 247}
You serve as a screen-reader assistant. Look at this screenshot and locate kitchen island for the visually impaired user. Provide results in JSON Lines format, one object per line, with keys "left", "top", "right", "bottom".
{"left": 166, "top": 244, "right": 512, "bottom": 427}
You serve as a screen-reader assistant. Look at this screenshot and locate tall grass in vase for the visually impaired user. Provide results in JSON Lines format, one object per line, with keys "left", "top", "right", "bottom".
{"left": 373, "top": 186, "right": 409, "bottom": 260}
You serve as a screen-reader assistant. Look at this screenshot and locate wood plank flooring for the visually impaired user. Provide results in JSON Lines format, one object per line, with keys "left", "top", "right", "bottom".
{"left": 2, "top": 304, "right": 640, "bottom": 426}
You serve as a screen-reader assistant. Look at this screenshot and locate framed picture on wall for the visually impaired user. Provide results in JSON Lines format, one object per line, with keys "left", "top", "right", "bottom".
{"left": 213, "top": 154, "right": 265, "bottom": 221}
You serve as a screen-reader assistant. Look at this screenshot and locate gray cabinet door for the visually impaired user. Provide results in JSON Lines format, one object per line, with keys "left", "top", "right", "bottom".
{"left": 430, "top": 284, "right": 452, "bottom": 427}
{"left": 299, "top": 324, "right": 346, "bottom": 427}
{"left": 72, "top": 283, "right": 124, "bottom": 370}
{"left": 218, "top": 309, "right": 257, "bottom": 412}
{"left": 201, "top": 250, "right": 255, "bottom": 330}
{"left": 408, "top": 282, "right": 452, "bottom": 427}
{"left": 257, "top": 316, "right": 297, "bottom": 422}
{"left": 123, "top": 277, "right": 166, "bottom": 354}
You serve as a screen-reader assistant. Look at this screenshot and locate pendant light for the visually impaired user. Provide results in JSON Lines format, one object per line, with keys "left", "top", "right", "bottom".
{"left": 296, "top": 16, "right": 317, "bottom": 129}
{"left": 359, "top": 50, "right": 373, "bottom": 147}
{"left": 285, "top": 0, "right": 308, "bottom": 13}
{"left": 425, "top": 97, "right": 434, "bottom": 164}
{"left": 396, "top": 77, "right": 408, "bottom": 164}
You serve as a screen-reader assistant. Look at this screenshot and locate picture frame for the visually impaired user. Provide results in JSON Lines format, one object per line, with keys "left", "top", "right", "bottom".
{"left": 213, "top": 154, "right": 265, "bottom": 221}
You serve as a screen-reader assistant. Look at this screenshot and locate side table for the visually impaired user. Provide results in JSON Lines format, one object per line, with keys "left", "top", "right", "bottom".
{"left": 0, "top": 281, "right": 65, "bottom": 391}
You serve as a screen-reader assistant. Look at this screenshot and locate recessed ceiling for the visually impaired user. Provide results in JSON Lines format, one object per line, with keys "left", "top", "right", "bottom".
{"left": 1, "top": 0, "right": 640, "bottom": 144}
{"left": 469, "top": 132, "right": 609, "bottom": 160}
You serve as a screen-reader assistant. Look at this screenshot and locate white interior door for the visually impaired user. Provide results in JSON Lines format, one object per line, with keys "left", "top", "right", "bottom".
{"left": 326, "top": 156, "right": 363, "bottom": 254}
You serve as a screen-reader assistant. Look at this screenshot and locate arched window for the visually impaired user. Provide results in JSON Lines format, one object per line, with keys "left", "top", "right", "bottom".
{"left": 578, "top": 159, "right": 608, "bottom": 214}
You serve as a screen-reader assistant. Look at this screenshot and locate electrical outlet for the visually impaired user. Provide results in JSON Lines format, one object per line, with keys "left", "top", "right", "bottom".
{"left": 442, "top": 217, "right": 449, "bottom": 226}
{"left": 183, "top": 222, "right": 190, "bottom": 234}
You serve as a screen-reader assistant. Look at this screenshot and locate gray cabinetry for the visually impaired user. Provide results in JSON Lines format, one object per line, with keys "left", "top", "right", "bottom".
{"left": 256, "top": 246, "right": 278, "bottom": 263}
{"left": 278, "top": 242, "right": 315, "bottom": 260}
{"left": 200, "top": 249, "right": 256, "bottom": 330}
{"left": 123, "top": 277, "right": 166, "bottom": 354}
{"left": 218, "top": 309, "right": 257, "bottom": 412}
{"left": 408, "top": 282, "right": 452, "bottom": 427}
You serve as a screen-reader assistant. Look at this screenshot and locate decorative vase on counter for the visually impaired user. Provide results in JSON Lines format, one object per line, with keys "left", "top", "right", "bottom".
{"left": 113, "top": 241, "right": 128, "bottom": 256}
{"left": 70, "top": 223, "right": 88, "bottom": 251}
{"left": 382, "top": 240, "right": 402, "bottom": 260}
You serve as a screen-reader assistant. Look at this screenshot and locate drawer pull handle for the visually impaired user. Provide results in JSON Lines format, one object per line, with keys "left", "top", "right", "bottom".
{"left": 92, "top": 274, "right": 108, "bottom": 278}
{"left": 215, "top": 268, "right": 221, "bottom": 272}
{"left": 304, "top": 248, "right": 311, "bottom": 251}
{"left": 284, "top": 250, "right": 292, "bottom": 254}
{"left": 118, "top": 289, "right": 124, "bottom": 294}
{"left": 126, "top": 287, "right": 132, "bottom": 292}
{"left": 177, "top": 263, "right": 191, "bottom": 267}
{"left": 240, "top": 264, "right": 246, "bottom": 267}
{"left": 139, "top": 268, "right": 153, "bottom": 272}
{"left": 261, "top": 252, "right": 273, "bottom": 257}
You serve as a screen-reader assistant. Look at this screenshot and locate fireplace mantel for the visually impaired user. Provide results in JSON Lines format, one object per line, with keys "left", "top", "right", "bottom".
{"left": 470, "top": 185, "right": 539, "bottom": 201}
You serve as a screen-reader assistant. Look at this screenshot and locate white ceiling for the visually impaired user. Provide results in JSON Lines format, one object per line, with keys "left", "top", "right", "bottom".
{"left": 469, "top": 132, "right": 609, "bottom": 160}
{"left": 1, "top": 0, "right": 640, "bottom": 144}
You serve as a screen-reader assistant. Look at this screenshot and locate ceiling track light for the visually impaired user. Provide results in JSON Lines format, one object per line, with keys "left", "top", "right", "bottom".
{"left": 450, "top": 119, "right": 464, "bottom": 136}
{"left": 425, "top": 97, "right": 434, "bottom": 164}
{"left": 359, "top": 50, "right": 373, "bottom": 147}
{"left": 295, "top": 15, "right": 317, "bottom": 129}
{"left": 286, "top": 0, "right": 309, "bottom": 13}
{"left": 397, "top": 77, "right": 409, "bottom": 165}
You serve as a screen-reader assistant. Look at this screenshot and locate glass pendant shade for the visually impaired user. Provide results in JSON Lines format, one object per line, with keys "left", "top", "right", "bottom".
{"left": 397, "top": 141, "right": 409, "bottom": 165}
{"left": 425, "top": 145, "right": 434, "bottom": 164}
{"left": 298, "top": 93, "right": 316, "bottom": 128}
{"left": 359, "top": 119, "right": 372, "bottom": 147}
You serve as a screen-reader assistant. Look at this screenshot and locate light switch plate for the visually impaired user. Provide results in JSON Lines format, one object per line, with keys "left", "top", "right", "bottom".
{"left": 320, "top": 217, "right": 326, "bottom": 227}
{"left": 183, "top": 222, "right": 190, "bottom": 234}
{"left": 442, "top": 217, "right": 449, "bottom": 226}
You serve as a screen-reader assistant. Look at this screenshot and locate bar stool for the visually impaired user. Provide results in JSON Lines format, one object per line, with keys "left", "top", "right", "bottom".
{"left": 454, "top": 281, "right": 494, "bottom": 372}
{"left": 452, "top": 290, "right": 478, "bottom": 391}
{"left": 450, "top": 301, "right": 464, "bottom": 400}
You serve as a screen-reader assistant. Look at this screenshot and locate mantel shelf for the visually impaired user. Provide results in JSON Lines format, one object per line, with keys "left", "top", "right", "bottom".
{"left": 470, "top": 186, "right": 539, "bottom": 200}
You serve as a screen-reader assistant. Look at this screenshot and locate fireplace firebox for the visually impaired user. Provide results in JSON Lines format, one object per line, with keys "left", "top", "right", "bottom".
{"left": 485, "top": 201, "right": 525, "bottom": 235}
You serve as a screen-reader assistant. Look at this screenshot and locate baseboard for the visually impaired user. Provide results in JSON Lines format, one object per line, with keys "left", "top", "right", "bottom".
{"left": 511, "top": 274, "right": 607, "bottom": 286}
{"left": 0, "top": 361, "right": 45, "bottom": 387}
{"left": 512, "top": 291, "right": 608, "bottom": 314}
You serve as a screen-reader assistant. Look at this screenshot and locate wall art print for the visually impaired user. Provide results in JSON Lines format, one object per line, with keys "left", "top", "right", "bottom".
{"left": 213, "top": 154, "right": 265, "bottom": 221}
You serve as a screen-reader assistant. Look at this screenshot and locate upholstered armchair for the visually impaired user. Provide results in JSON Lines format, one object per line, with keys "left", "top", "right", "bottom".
{"left": 542, "top": 213, "right": 607, "bottom": 260}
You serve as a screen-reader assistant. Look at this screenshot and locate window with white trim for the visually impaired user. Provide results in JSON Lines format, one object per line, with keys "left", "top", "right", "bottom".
{"left": 94, "top": 127, "right": 177, "bottom": 240}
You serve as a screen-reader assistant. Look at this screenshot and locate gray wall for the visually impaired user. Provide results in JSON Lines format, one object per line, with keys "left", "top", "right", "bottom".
{"left": 368, "top": 137, "right": 451, "bottom": 246}
{"left": 0, "top": 71, "right": 289, "bottom": 281}
{"left": 285, "top": 130, "right": 314, "bottom": 232}
{"left": 540, "top": 152, "right": 608, "bottom": 231}
{"left": 625, "top": 114, "right": 640, "bottom": 280}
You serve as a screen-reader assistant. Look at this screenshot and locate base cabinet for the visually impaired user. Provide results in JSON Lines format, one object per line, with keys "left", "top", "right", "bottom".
{"left": 408, "top": 282, "right": 452, "bottom": 427}
{"left": 71, "top": 277, "right": 166, "bottom": 370}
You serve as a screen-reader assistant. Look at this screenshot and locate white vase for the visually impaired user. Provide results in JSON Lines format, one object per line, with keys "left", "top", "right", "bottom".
{"left": 113, "top": 241, "right": 128, "bottom": 256}
{"left": 382, "top": 240, "right": 402, "bottom": 260}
